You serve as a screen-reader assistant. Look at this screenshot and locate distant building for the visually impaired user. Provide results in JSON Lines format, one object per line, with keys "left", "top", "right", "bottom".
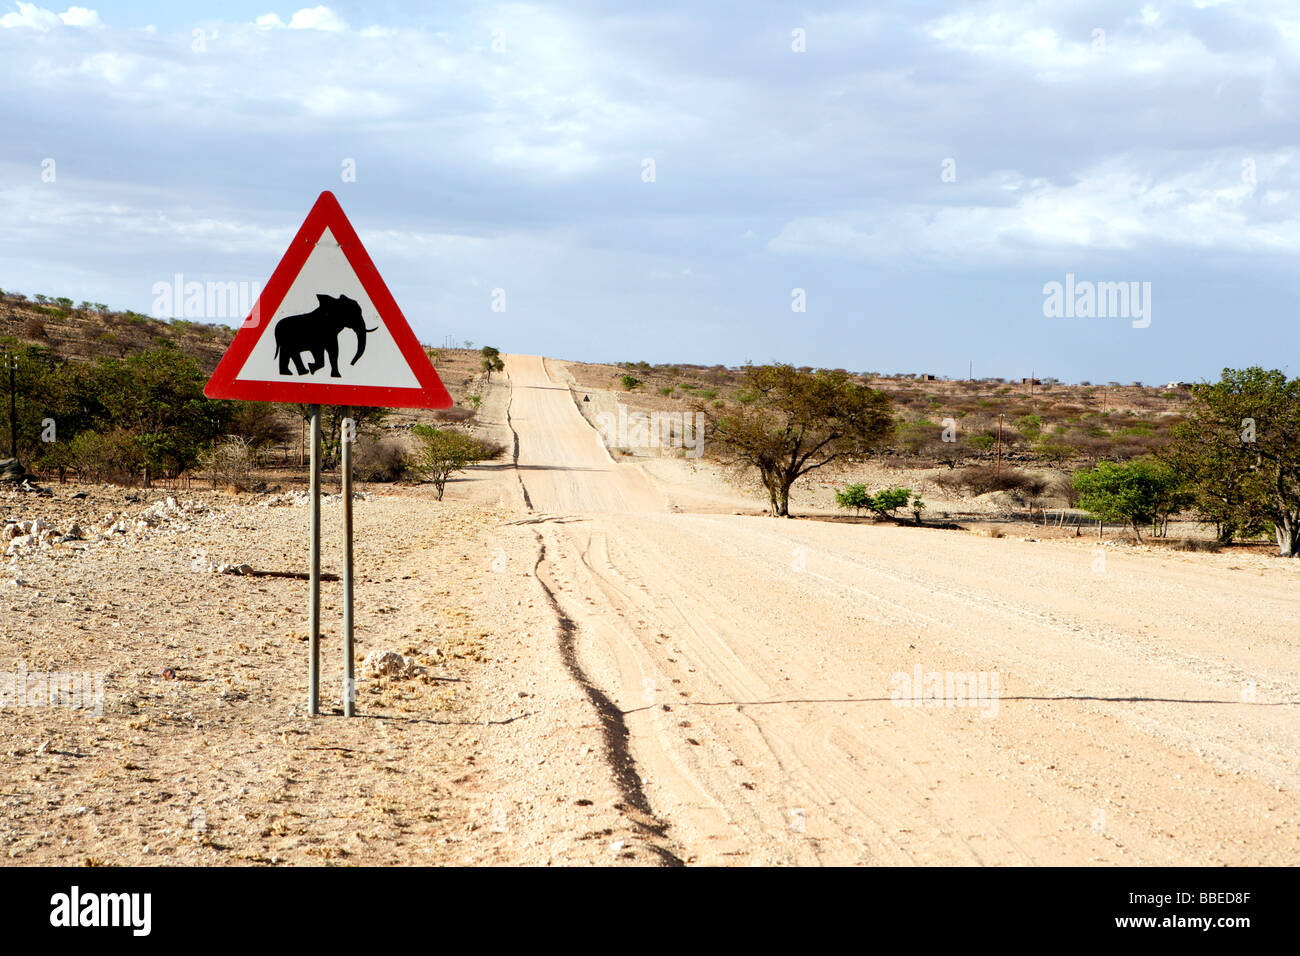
{"left": 1020, "top": 377, "right": 1040, "bottom": 385}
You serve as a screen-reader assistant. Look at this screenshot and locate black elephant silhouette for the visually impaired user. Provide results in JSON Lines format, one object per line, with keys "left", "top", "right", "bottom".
{"left": 273, "top": 294, "right": 378, "bottom": 377}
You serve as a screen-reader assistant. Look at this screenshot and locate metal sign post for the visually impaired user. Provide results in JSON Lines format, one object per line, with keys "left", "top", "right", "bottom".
{"left": 202, "top": 192, "right": 453, "bottom": 719}
{"left": 307, "top": 403, "right": 321, "bottom": 716}
{"left": 342, "top": 412, "right": 355, "bottom": 717}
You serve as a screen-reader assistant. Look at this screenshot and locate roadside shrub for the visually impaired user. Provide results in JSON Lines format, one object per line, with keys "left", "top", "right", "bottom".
{"left": 1148, "top": 537, "right": 1221, "bottom": 553}
{"left": 353, "top": 435, "right": 409, "bottom": 482}
{"left": 68, "top": 428, "right": 143, "bottom": 484}
{"left": 933, "top": 465, "right": 1036, "bottom": 497}
{"left": 835, "top": 483, "right": 918, "bottom": 519}
{"left": 1073, "top": 459, "right": 1190, "bottom": 541}
{"left": 408, "top": 426, "right": 504, "bottom": 500}
{"left": 199, "top": 436, "right": 257, "bottom": 491}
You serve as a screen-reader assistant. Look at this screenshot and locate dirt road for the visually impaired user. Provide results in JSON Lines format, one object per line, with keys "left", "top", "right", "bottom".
{"left": 503, "top": 353, "right": 1300, "bottom": 865}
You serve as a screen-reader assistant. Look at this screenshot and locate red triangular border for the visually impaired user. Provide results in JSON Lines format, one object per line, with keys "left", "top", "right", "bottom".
{"left": 204, "top": 191, "right": 453, "bottom": 409}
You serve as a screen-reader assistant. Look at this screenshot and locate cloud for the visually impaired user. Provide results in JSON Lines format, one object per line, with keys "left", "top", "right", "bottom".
{"left": 4, "top": 1, "right": 1300, "bottom": 381}
{"left": 255, "top": 6, "right": 347, "bottom": 32}
{"left": 58, "top": 4, "right": 97, "bottom": 27}
{"left": 0, "top": 2, "right": 101, "bottom": 29}
{"left": 769, "top": 151, "right": 1300, "bottom": 265}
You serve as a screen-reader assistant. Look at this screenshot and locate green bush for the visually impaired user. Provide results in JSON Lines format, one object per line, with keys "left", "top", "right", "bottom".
{"left": 1015, "top": 413, "right": 1044, "bottom": 441}
{"left": 835, "top": 483, "right": 918, "bottom": 519}
{"left": 409, "top": 426, "right": 503, "bottom": 500}
{"left": 1073, "top": 460, "right": 1190, "bottom": 540}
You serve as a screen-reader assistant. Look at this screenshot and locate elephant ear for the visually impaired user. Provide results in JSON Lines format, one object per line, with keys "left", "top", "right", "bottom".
{"left": 316, "top": 294, "right": 335, "bottom": 306}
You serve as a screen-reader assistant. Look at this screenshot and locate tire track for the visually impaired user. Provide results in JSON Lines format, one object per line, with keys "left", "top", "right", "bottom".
{"left": 530, "top": 530, "right": 684, "bottom": 866}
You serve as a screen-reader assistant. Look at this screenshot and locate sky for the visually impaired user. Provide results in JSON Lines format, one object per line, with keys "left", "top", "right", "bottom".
{"left": 1, "top": 0, "right": 1298, "bottom": 384}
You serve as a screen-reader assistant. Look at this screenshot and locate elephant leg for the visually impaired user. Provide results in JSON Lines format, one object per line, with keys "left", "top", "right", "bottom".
{"left": 326, "top": 340, "right": 341, "bottom": 377}
{"left": 307, "top": 347, "right": 325, "bottom": 374}
{"left": 289, "top": 349, "right": 309, "bottom": 375}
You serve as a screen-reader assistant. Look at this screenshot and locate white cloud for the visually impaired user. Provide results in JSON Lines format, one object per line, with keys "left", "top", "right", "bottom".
{"left": 0, "top": 2, "right": 101, "bottom": 29}
{"left": 289, "top": 6, "right": 345, "bottom": 31}
{"left": 300, "top": 86, "right": 402, "bottom": 118}
{"left": 78, "top": 51, "right": 136, "bottom": 85}
{"left": 256, "top": 6, "right": 347, "bottom": 32}
{"left": 769, "top": 152, "right": 1300, "bottom": 264}
{"left": 59, "top": 5, "right": 98, "bottom": 27}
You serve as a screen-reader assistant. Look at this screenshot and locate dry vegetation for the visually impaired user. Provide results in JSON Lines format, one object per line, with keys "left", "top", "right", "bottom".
{"left": 0, "top": 292, "right": 507, "bottom": 493}
{"left": 562, "top": 359, "right": 1190, "bottom": 471}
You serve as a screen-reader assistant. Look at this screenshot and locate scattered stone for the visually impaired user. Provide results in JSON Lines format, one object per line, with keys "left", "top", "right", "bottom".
{"left": 362, "top": 650, "right": 420, "bottom": 679}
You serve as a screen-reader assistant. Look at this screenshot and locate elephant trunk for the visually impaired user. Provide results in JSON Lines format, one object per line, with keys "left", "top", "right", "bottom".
{"left": 349, "top": 318, "right": 379, "bottom": 365}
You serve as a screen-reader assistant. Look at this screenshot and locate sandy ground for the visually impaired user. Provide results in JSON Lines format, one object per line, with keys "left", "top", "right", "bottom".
{"left": 506, "top": 353, "right": 1300, "bottom": 865}
{"left": 2, "top": 353, "right": 1297, "bottom": 867}
{"left": 0, "top": 461, "right": 663, "bottom": 866}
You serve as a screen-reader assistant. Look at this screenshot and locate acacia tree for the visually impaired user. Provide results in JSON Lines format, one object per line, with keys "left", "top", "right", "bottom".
{"left": 1073, "top": 459, "right": 1189, "bottom": 541}
{"left": 1162, "top": 367, "right": 1300, "bottom": 555}
{"left": 480, "top": 345, "right": 504, "bottom": 381}
{"left": 410, "top": 425, "right": 497, "bottom": 500}
{"left": 703, "top": 364, "right": 894, "bottom": 517}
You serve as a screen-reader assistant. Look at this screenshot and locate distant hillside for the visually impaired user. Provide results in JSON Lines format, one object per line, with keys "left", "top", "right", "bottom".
{"left": 0, "top": 288, "right": 491, "bottom": 405}
{"left": 0, "top": 285, "right": 1197, "bottom": 470}
{"left": 558, "top": 360, "right": 1196, "bottom": 468}
{"left": 0, "top": 291, "right": 235, "bottom": 371}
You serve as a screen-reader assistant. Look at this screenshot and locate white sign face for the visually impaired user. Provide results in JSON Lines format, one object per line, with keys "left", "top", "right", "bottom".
{"left": 233, "top": 227, "right": 420, "bottom": 388}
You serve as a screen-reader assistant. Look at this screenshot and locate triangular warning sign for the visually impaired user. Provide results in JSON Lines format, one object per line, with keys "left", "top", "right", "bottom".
{"left": 205, "top": 191, "right": 452, "bottom": 409}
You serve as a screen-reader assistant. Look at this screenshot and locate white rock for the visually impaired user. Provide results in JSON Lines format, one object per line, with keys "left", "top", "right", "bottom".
{"left": 362, "top": 650, "right": 416, "bottom": 678}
